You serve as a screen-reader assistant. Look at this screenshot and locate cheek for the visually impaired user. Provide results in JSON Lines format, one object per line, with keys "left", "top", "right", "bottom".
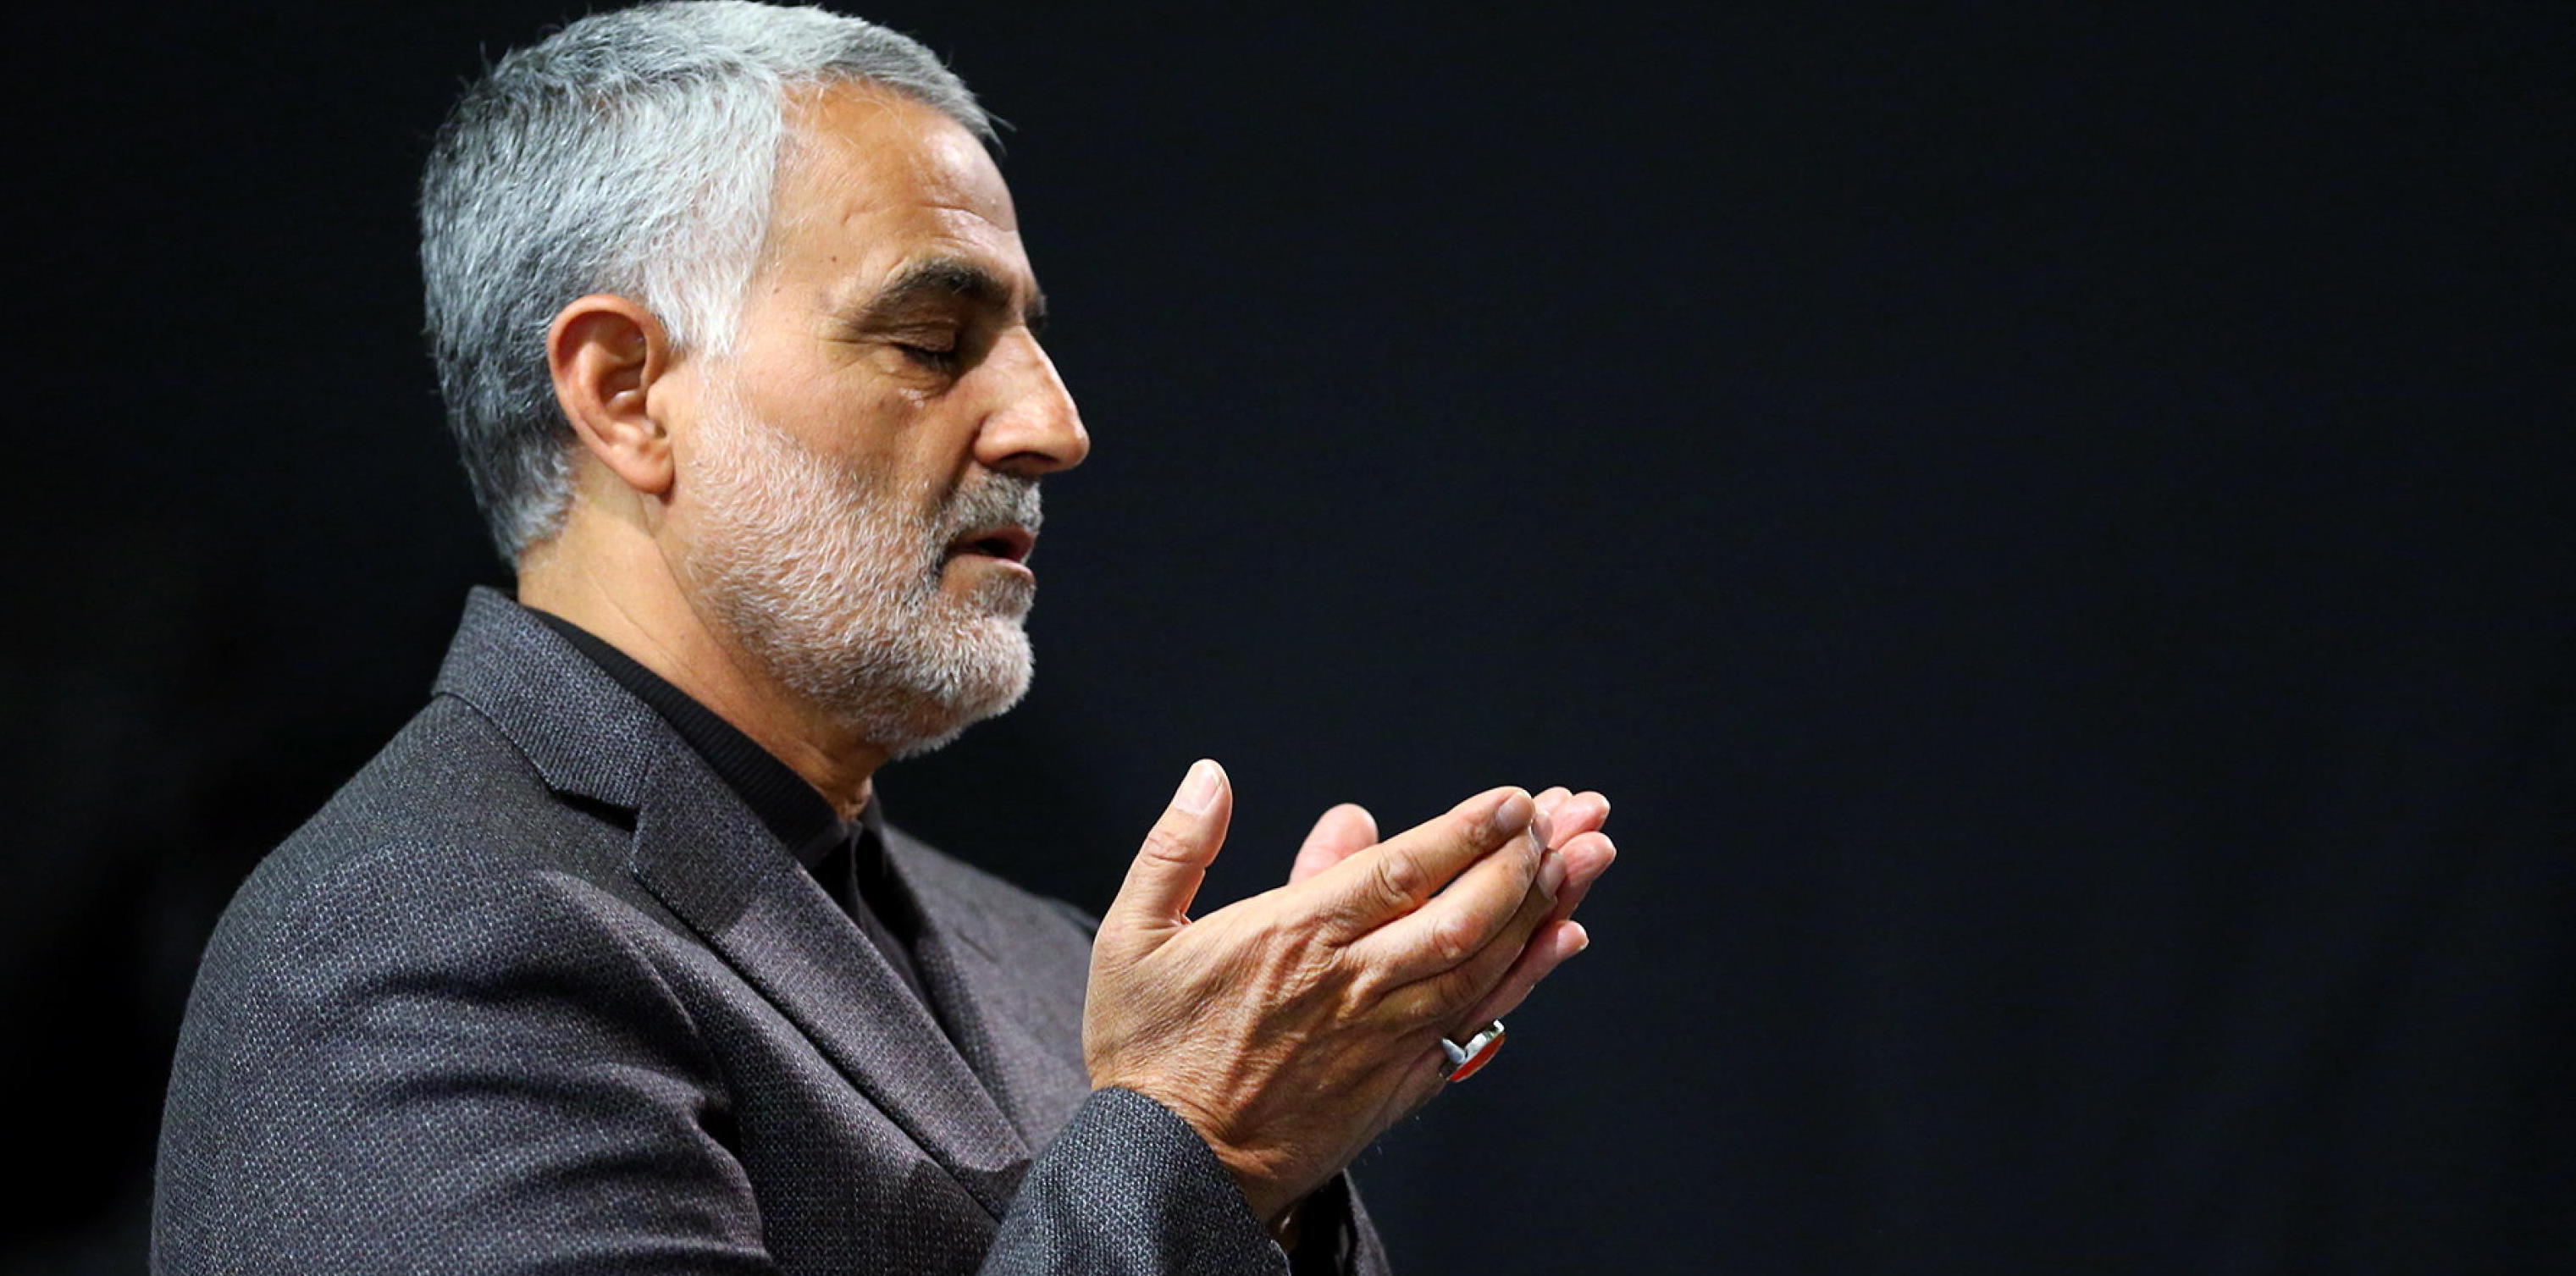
{"left": 733, "top": 341, "right": 920, "bottom": 445}
{"left": 882, "top": 427, "right": 983, "bottom": 511}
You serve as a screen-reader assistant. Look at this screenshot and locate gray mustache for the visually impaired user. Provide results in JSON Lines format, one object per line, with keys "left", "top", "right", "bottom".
{"left": 942, "top": 474, "right": 1042, "bottom": 538}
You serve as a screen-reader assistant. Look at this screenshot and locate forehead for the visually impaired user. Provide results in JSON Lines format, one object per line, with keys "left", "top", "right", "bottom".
{"left": 766, "top": 82, "right": 1025, "bottom": 298}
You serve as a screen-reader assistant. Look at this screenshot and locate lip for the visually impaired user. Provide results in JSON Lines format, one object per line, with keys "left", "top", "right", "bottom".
{"left": 948, "top": 524, "right": 1036, "bottom": 565}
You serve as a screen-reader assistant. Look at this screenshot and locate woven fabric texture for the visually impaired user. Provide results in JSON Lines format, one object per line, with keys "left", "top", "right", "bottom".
{"left": 152, "top": 588, "right": 1393, "bottom": 1275}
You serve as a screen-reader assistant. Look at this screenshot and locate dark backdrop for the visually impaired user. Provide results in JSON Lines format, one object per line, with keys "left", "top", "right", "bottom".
{"left": 8, "top": 3, "right": 2570, "bottom": 1273}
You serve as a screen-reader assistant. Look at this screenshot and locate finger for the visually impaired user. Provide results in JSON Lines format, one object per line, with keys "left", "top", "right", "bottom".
{"left": 1367, "top": 836, "right": 1563, "bottom": 1028}
{"left": 1540, "top": 831, "right": 1617, "bottom": 931}
{"left": 1532, "top": 787, "right": 1572, "bottom": 840}
{"left": 1542, "top": 791, "right": 1610, "bottom": 850}
{"left": 1097, "top": 760, "right": 1233, "bottom": 962}
{"left": 1384, "top": 909, "right": 1576, "bottom": 1110}
{"left": 1290, "top": 803, "right": 1377, "bottom": 885}
{"left": 1307, "top": 787, "right": 1534, "bottom": 942}
{"left": 1350, "top": 818, "right": 1554, "bottom": 987}
{"left": 1457, "top": 919, "right": 1590, "bottom": 1030}
{"left": 1416, "top": 836, "right": 1612, "bottom": 1028}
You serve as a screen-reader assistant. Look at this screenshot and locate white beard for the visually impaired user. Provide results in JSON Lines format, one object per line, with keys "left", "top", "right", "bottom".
{"left": 683, "top": 379, "right": 1039, "bottom": 759}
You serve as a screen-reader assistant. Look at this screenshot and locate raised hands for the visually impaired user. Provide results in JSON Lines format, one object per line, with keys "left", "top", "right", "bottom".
{"left": 1083, "top": 762, "right": 1617, "bottom": 1226}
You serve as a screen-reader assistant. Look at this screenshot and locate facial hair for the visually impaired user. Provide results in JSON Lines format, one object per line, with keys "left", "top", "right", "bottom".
{"left": 683, "top": 379, "right": 1042, "bottom": 760}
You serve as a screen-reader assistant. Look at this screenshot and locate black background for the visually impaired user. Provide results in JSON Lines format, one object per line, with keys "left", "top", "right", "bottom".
{"left": 7, "top": 3, "right": 2572, "bottom": 1272}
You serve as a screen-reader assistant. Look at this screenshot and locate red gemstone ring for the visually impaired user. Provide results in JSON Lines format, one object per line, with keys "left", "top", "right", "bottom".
{"left": 1440, "top": 1019, "right": 1507, "bottom": 1082}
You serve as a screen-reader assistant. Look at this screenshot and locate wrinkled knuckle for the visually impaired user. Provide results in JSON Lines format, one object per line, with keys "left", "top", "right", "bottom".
{"left": 1428, "top": 910, "right": 1477, "bottom": 967}
{"left": 1319, "top": 896, "right": 1373, "bottom": 944}
{"left": 1139, "top": 826, "right": 1197, "bottom": 867}
{"left": 1373, "top": 853, "right": 1424, "bottom": 911}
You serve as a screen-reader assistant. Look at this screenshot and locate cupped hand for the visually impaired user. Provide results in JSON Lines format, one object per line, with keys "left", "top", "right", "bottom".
{"left": 1083, "top": 761, "right": 1579, "bottom": 1225}
{"left": 1293, "top": 785, "right": 1614, "bottom": 1031}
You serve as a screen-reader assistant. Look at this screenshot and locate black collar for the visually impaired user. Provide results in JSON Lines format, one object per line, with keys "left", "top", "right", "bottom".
{"left": 528, "top": 608, "right": 858, "bottom": 869}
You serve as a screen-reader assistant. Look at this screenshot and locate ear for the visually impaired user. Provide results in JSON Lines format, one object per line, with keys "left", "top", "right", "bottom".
{"left": 546, "top": 294, "right": 677, "bottom": 497}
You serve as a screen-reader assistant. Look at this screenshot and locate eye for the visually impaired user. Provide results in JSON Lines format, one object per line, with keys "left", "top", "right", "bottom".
{"left": 892, "top": 340, "right": 962, "bottom": 372}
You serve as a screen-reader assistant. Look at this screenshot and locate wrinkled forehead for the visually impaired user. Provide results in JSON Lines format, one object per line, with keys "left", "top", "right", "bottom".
{"left": 760, "top": 81, "right": 1029, "bottom": 306}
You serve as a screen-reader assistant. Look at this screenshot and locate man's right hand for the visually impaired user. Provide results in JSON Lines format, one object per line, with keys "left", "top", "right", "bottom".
{"left": 1082, "top": 760, "right": 1606, "bottom": 1227}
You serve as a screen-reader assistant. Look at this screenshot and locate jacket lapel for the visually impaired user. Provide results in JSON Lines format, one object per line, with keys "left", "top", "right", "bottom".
{"left": 626, "top": 730, "right": 1032, "bottom": 1222}
{"left": 882, "top": 828, "right": 1096, "bottom": 1150}
{"left": 434, "top": 588, "right": 1031, "bottom": 1222}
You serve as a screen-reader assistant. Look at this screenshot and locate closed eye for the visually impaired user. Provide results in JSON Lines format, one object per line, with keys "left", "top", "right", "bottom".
{"left": 893, "top": 341, "right": 962, "bottom": 371}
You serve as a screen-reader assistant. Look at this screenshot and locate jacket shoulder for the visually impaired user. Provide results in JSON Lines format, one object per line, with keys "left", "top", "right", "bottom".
{"left": 186, "top": 692, "right": 664, "bottom": 1031}
{"left": 156, "top": 695, "right": 716, "bottom": 1272}
{"left": 251, "top": 692, "right": 622, "bottom": 898}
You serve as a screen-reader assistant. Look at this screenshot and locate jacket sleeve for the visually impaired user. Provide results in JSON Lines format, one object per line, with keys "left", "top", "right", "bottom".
{"left": 985, "top": 1087, "right": 1392, "bottom": 1276}
{"left": 981, "top": 1087, "right": 1282, "bottom": 1273}
{"left": 1014, "top": 928, "right": 1401, "bottom": 1276}
{"left": 1014, "top": 942, "right": 1396, "bottom": 1276}
{"left": 156, "top": 843, "right": 1394, "bottom": 1275}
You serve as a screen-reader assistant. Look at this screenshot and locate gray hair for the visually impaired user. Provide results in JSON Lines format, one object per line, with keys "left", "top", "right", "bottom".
{"left": 420, "top": 1, "right": 994, "bottom": 561}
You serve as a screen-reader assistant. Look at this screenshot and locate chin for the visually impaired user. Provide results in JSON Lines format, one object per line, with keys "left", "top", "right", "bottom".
{"left": 882, "top": 677, "right": 1029, "bottom": 761}
{"left": 872, "top": 619, "right": 1034, "bottom": 760}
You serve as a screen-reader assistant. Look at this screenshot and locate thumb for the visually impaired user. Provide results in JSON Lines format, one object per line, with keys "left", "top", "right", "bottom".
{"left": 1291, "top": 802, "right": 1377, "bottom": 885}
{"left": 1099, "top": 760, "right": 1233, "bottom": 962}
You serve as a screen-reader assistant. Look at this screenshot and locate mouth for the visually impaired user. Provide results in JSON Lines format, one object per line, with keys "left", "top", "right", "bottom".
{"left": 948, "top": 524, "right": 1036, "bottom": 565}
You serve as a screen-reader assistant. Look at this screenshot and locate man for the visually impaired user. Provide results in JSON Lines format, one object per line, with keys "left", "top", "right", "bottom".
{"left": 153, "top": 3, "right": 1617, "bottom": 1273}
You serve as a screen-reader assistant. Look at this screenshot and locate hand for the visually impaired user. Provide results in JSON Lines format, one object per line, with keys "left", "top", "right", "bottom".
{"left": 1292, "top": 786, "right": 1614, "bottom": 1030}
{"left": 1083, "top": 762, "right": 1585, "bottom": 1226}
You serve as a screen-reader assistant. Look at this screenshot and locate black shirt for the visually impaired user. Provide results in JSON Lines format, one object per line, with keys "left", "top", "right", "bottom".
{"left": 531, "top": 609, "right": 931, "bottom": 1007}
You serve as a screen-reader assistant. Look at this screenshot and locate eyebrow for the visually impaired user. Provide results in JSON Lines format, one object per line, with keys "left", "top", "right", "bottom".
{"left": 848, "top": 256, "right": 1048, "bottom": 332}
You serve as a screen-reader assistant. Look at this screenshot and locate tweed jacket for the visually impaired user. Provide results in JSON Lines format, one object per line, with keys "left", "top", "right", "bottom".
{"left": 153, "top": 588, "right": 1393, "bottom": 1274}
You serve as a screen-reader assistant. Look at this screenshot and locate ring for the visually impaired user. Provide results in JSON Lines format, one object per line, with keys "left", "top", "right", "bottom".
{"left": 1440, "top": 1019, "right": 1506, "bottom": 1081}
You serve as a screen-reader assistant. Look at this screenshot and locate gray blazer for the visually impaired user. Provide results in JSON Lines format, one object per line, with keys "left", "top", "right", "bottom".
{"left": 153, "top": 588, "right": 1392, "bottom": 1274}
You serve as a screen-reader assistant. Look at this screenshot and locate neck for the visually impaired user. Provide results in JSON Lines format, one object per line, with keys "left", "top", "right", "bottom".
{"left": 516, "top": 503, "right": 886, "bottom": 822}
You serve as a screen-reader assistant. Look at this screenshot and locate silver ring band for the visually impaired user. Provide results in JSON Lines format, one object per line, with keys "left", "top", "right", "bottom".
{"left": 1440, "top": 1019, "right": 1506, "bottom": 1081}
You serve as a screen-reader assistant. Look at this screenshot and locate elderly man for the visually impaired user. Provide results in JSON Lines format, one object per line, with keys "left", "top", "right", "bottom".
{"left": 152, "top": 3, "right": 1616, "bottom": 1273}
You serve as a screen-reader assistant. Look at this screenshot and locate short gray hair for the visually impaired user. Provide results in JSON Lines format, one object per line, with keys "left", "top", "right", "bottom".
{"left": 420, "top": 1, "right": 993, "bottom": 561}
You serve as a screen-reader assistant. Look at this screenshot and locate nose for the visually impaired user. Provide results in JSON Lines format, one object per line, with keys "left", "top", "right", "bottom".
{"left": 972, "top": 328, "right": 1089, "bottom": 478}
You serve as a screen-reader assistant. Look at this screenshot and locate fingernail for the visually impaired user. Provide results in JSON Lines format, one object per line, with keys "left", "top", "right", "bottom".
{"left": 1529, "top": 803, "right": 1556, "bottom": 850}
{"left": 1539, "top": 849, "right": 1567, "bottom": 898}
{"left": 1175, "top": 760, "right": 1223, "bottom": 815}
{"left": 1486, "top": 791, "right": 1533, "bottom": 841}
{"left": 1569, "top": 922, "right": 1591, "bottom": 953}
